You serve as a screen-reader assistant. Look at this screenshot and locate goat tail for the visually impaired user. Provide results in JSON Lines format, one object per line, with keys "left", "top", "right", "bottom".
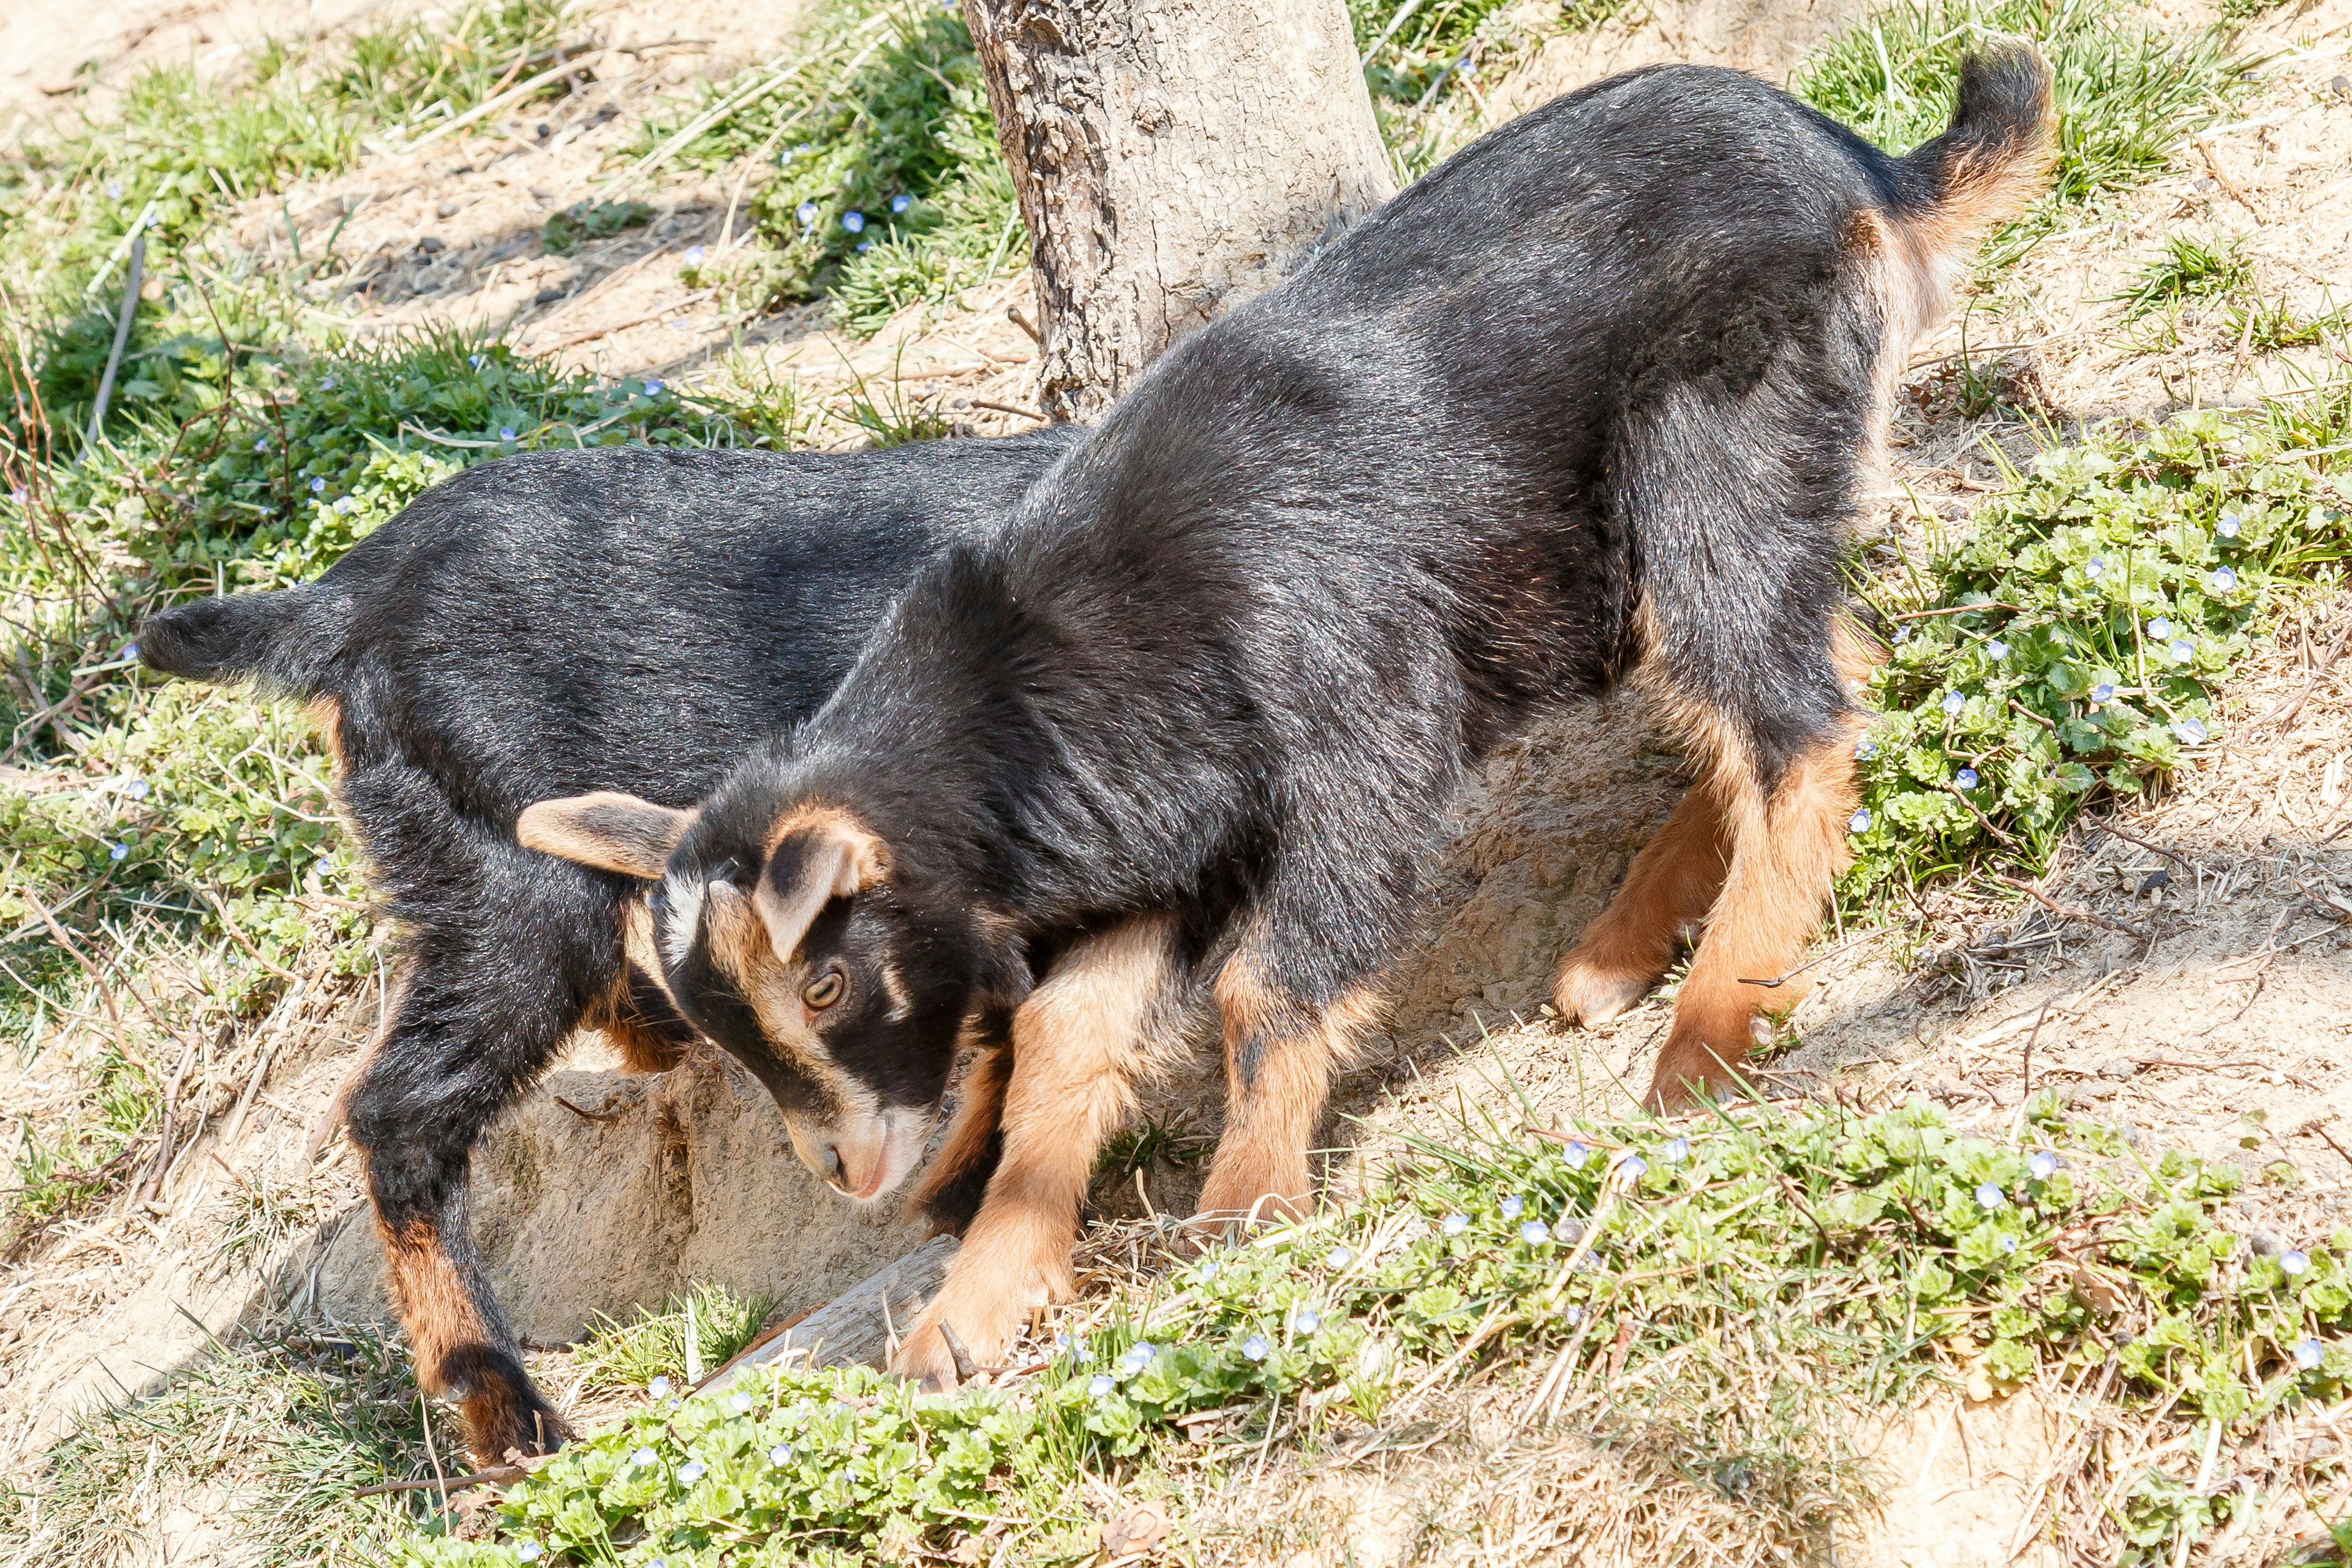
{"left": 1892, "top": 42, "right": 2056, "bottom": 255}
{"left": 137, "top": 583, "right": 347, "bottom": 696}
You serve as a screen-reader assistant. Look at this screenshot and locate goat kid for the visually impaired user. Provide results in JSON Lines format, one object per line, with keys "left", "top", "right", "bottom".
{"left": 526, "top": 54, "right": 2055, "bottom": 1390}
{"left": 138, "top": 429, "right": 1081, "bottom": 1461}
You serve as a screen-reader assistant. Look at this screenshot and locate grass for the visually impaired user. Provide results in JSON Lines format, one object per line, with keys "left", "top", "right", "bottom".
{"left": 2118, "top": 233, "right": 2253, "bottom": 320}
{"left": 390, "top": 1093, "right": 2352, "bottom": 1566}
{"left": 572, "top": 1283, "right": 783, "bottom": 1396}
{"left": 1844, "top": 402, "right": 2350, "bottom": 899}
{"left": 1793, "top": 0, "right": 2255, "bottom": 265}
{"left": 638, "top": 0, "right": 1022, "bottom": 335}
{"left": 540, "top": 200, "right": 653, "bottom": 257}
{"left": 1, "top": 1326, "right": 454, "bottom": 1567}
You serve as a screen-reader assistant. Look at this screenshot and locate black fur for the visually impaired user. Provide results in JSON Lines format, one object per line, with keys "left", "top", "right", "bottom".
{"left": 137, "top": 429, "right": 1081, "bottom": 1455}
{"left": 649, "top": 57, "right": 2049, "bottom": 1196}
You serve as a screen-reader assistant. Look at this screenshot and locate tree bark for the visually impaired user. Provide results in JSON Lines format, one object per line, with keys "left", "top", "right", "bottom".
{"left": 963, "top": 0, "right": 1396, "bottom": 421}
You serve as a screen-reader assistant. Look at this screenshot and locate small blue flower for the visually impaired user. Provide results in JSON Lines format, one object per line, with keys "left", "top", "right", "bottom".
{"left": 254, "top": 437, "right": 270, "bottom": 451}
{"left": 1561, "top": 1140, "right": 1589, "bottom": 1169}
{"left": 630, "top": 1446, "right": 658, "bottom": 1469}
{"left": 1975, "top": 1182, "right": 2006, "bottom": 1210}
{"left": 2147, "top": 617, "right": 2175, "bottom": 639}
{"left": 2028, "top": 1150, "right": 2058, "bottom": 1180}
{"left": 677, "top": 1460, "right": 706, "bottom": 1485}
{"left": 1855, "top": 735, "right": 1878, "bottom": 760}
{"left": 1619, "top": 1154, "right": 1648, "bottom": 1178}
{"left": 643, "top": 379, "right": 664, "bottom": 395}
{"left": 334, "top": 496, "right": 356, "bottom": 514}
{"left": 2084, "top": 555, "right": 2107, "bottom": 579}
{"left": 1120, "top": 1342, "right": 1156, "bottom": 1374}
{"left": 1327, "top": 1246, "right": 1354, "bottom": 1268}
{"left": 684, "top": 244, "right": 706, "bottom": 263}
{"left": 729, "top": 1390, "right": 753, "bottom": 1414}
{"left": 468, "top": 353, "right": 486, "bottom": 369}
{"left": 1660, "top": 1137, "right": 1689, "bottom": 1163}
{"left": 1088, "top": 1373, "right": 1116, "bottom": 1396}
{"left": 107, "top": 181, "right": 124, "bottom": 199}
{"left": 2092, "top": 683, "right": 2116, "bottom": 703}
{"left": 2167, "top": 637, "right": 2194, "bottom": 662}
{"left": 499, "top": 426, "right": 516, "bottom": 441}
{"left": 1499, "top": 1194, "right": 1523, "bottom": 1220}
{"left": 1241, "top": 1335, "right": 1269, "bottom": 1362}
{"left": 2209, "top": 567, "right": 2239, "bottom": 592}
{"left": 842, "top": 210, "right": 865, "bottom": 233}
{"left": 2297, "top": 1338, "right": 2324, "bottom": 1370}
{"left": 1849, "top": 808, "right": 1872, "bottom": 834}
{"left": 649, "top": 1559, "right": 666, "bottom": 1568}
{"left": 1563, "top": 1305, "right": 1583, "bottom": 1324}
{"left": 2282, "top": 1250, "right": 2311, "bottom": 1276}
{"left": 2172, "top": 718, "right": 2209, "bottom": 745}
{"left": 891, "top": 194, "right": 913, "bottom": 213}
{"left": 127, "top": 779, "right": 149, "bottom": 799}
{"left": 1291, "top": 1306, "right": 1321, "bottom": 1334}
{"left": 1998, "top": 1234, "right": 2020, "bottom": 1254}
{"left": 2217, "top": 511, "right": 2242, "bottom": 538}
{"left": 797, "top": 200, "right": 820, "bottom": 225}
{"left": 109, "top": 842, "right": 129, "bottom": 862}
{"left": 309, "top": 477, "right": 326, "bottom": 494}
{"left": 1986, "top": 638, "right": 2010, "bottom": 660}
{"left": 856, "top": 239, "right": 873, "bottom": 252}
{"left": 668, "top": 318, "right": 688, "bottom": 330}
{"left": 319, "top": 375, "right": 336, "bottom": 390}
{"left": 1442, "top": 1212, "right": 1470, "bottom": 1236}
{"left": 1197, "top": 1260, "right": 1219, "bottom": 1282}
{"left": 647, "top": 1376, "right": 671, "bottom": 1400}
{"left": 516, "top": 1546, "right": 543, "bottom": 1563}
{"left": 1942, "top": 690, "right": 1966, "bottom": 716}
{"left": 1955, "top": 767, "right": 1980, "bottom": 790}
{"left": 666, "top": 1396, "right": 680, "bottom": 1409}
{"left": 768, "top": 1442, "right": 793, "bottom": 1465}
{"left": 1520, "top": 1219, "right": 1551, "bottom": 1245}
{"left": 121, "top": 642, "right": 137, "bottom": 661}
{"left": 793, "top": 142, "right": 813, "bottom": 156}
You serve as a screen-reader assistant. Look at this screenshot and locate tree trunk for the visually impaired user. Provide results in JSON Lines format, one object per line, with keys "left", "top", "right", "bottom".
{"left": 963, "top": 0, "right": 1396, "bottom": 421}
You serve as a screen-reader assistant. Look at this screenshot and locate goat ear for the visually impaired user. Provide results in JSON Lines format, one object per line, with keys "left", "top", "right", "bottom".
{"left": 518, "top": 791, "right": 692, "bottom": 879}
{"left": 753, "top": 811, "right": 892, "bottom": 963}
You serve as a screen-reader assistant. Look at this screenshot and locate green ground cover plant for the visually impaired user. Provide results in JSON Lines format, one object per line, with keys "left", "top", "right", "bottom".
{"left": 399, "top": 1095, "right": 2351, "bottom": 1566}
{"left": 2118, "top": 233, "right": 2253, "bottom": 320}
{"left": 1845, "top": 406, "right": 2350, "bottom": 895}
{"left": 1793, "top": 0, "right": 2255, "bottom": 265}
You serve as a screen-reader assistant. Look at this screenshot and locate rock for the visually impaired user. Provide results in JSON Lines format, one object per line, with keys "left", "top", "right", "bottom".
{"left": 2250, "top": 1228, "right": 2285, "bottom": 1258}
{"left": 311, "top": 1053, "right": 932, "bottom": 1343}
{"left": 418, "top": 235, "right": 446, "bottom": 255}
{"left": 2098, "top": 1058, "right": 2138, "bottom": 1082}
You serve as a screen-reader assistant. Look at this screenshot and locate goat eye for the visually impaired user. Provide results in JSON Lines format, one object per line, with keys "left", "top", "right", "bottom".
{"left": 802, "top": 968, "right": 845, "bottom": 1010}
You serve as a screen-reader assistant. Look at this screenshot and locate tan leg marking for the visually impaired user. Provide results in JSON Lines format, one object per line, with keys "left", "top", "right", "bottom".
{"left": 906, "top": 1039, "right": 1012, "bottom": 1231}
{"left": 377, "top": 1213, "right": 567, "bottom": 1463}
{"left": 893, "top": 919, "right": 1176, "bottom": 1389}
{"left": 1193, "top": 959, "right": 1381, "bottom": 1226}
{"left": 1552, "top": 780, "right": 1731, "bottom": 1027}
{"left": 1646, "top": 726, "right": 1870, "bottom": 1109}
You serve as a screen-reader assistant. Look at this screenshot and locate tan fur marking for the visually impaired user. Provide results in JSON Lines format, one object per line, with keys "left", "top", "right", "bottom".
{"left": 761, "top": 804, "right": 893, "bottom": 884}
{"left": 894, "top": 919, "right": 1178, "bottom": 1387}
{"left": 306, "top": 695, "right": 344, "bottom": 774}
{"left": 516, "top": 791, "right": 691, "bottom": 879}
{"left": 1645, "top": 726, "right": 1868, "bottom": 1109}
{"left": 1553, "top": 780, "right": 1732, "bottom": 1027}
{"left": 583, "top": 964, "right": 687, "bottom": 1074}
{"left": 907, "top": 1041, "right": 1013, "bottom": 1229}
{"left": 1194, "top": 961, "right": 1382, "bottom": 1224}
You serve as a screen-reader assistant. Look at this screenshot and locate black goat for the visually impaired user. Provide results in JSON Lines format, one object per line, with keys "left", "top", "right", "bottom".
{"left": 138, "top": 428, "right": 1082, "bottom": 1460}
{"left": 527, "top": 54, "right": 2054, "bottom": 1390}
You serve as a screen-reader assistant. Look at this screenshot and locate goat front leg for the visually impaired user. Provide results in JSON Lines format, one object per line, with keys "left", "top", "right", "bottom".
{"left": 892, "top": 921, "right": 1174, "bottom": 1390}
{"left": 1193, "top": 956, "right": 1379, "bottom": 1228}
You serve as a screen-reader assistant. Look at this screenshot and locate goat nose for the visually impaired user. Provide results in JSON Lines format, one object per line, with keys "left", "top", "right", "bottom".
{"left": 821, "top": 1144, "right": 846, "bottom": 1188}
